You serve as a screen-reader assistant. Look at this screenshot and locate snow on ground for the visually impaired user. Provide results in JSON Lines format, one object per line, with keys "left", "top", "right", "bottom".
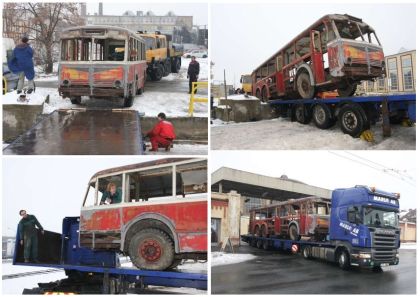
{"left": 211, "top": 118, "right": 415, "bottom": 150}
{"left": 163, "top": 57, "right": 208, "bottom": 81}
{"left": 145, "top": 143, "right": 208, "bottom": 155}
{"left": 223, "top": 94, "right": 259, "bottom": 100}
{"left": 400, "top": 242, "right": 417, "bottom": 249}
{"left": 211, "top": 252, "right": 256, "bottom": 267}
{"left": 131, "top": 91, "right": 208, "bottom": 117}
{"left": 2, "top": 262, "right": 66, "bottom": 295}
{"left": 2, "top": 90, "right": 46, "bottom": 105}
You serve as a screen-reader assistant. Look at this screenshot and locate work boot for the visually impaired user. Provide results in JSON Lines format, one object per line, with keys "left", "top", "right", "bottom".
{"left": 165, "top": 145, "right": 171, "bottom": 152}
{"left": 27, "top": 88, "right": 33, "bottom": 94}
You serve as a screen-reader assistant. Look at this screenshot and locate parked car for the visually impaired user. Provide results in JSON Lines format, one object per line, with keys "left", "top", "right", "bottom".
{"left": 2, "top": 37, "right": 19, "bottom": 94}
{"left": 183, "top": 49, "right": 208, "bottom": 58}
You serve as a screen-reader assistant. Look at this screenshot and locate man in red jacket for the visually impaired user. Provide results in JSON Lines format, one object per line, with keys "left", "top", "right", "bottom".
{"left": 146, "top": 112, "right": 176, "bottom": 152}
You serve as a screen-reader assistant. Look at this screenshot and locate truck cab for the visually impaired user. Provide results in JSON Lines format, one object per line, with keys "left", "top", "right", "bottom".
{"left": 329, "top": 186, "right": 400, "bottom": 269}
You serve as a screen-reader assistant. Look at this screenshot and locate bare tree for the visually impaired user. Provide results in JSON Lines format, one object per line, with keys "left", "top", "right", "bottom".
{"left": 5, "top": 3, "right": 84, "bottom": 74}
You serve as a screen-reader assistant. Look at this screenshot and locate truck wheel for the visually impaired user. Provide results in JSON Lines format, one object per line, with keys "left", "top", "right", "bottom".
{"left": 151, "top": 65, "right": 163, "bottom": 81}
{"left": 289, "top": 224, "right": 301, "bottom": 241}
{"left": 128, "top": 228, "right": 174, "bottom": 270}
{"left": 171, "top": 58, "right": 181, "bottom": 73}
{"left": 295, "top": 104, "right": 311, "bottom": 124}
{"left": 337, "top": 82, "right": 357, "bottom": 97}
{"left": 312, "top": 103, "right": 335, "bottom": 129}
{"left": 70, "top": 96, "right": 82, "bottom": 105}
{"left": 296, "top": 72, "right": 315, "bottom": 99}
{"left": 338, "top": 249, "right": 350, "bottom": 270}
{"left": 302, "top": 246, "right": 312, "bottom": 259}
{"left": 338, "top": 103, "right": 369, "bottom": 137}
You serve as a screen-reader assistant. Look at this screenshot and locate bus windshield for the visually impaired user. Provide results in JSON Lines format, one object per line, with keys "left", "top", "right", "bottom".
{"left": 333, "top": 20, "right": 380, "bottom": 45}
{"left": 363, "top": 207, "right": 398, "bottom": 229}
{"left": 143, "top": 37, "right": 155, "bottom": 50}
{"left": 61, "top": 38, "right": 126, "bottom": 61}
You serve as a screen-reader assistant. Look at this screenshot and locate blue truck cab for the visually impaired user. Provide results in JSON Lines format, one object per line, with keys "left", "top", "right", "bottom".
{"left": 328, "top": 186, "right": 400, "bottom": 269}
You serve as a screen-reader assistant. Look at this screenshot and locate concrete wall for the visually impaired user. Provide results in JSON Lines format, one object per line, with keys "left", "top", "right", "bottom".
{"left": 140, "top": 116, "right": 208, "bottom": 141}
{"left": 240, "top": 216, "right": 250, "bottom": 236}
{"left": 211, "top": 191, "right": 242, "bottom": 246}
{"left": 3, "top": 104, "right": 44, "bottom": 142}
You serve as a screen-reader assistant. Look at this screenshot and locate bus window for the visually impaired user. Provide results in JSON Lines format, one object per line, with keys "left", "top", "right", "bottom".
{"left": 295, "top": 36, "right": 310, "bottom": 58}
{"left": 98, "top": 175, "right": 123, "bottom": 205}
{"left": 83, "top": 181, "right": 97, "bottom": 207}
{"left": 285, "top": 45, "right": 295, "bottom": 65}
{"left": 276, "top": 55, "right": 283, "bottom": 71}
{"left": 144, "top": 36, "right": 155, "bottom": 50}
{"left": 176, "top": 161, "right": 207, "bottom": 197}
{"left": 268, "top": 59, "right": 276, "bottom": 75}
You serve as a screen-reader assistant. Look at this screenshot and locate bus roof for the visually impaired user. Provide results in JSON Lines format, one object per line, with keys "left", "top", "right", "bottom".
{"left": 90, "top": 158, "right": 203, "bottom": 179}
{"left": 60, "top": 25, "right": 144, "bottom": 41}
{"left": 253, "top": 14, "right": 374, "bottom": 73}
{"left": 251, "top": 196, "right": 331, "bottom": 212}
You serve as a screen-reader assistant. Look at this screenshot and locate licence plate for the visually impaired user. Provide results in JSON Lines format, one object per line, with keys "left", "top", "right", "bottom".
{"left": 380, "top": 263, "right": 389, "bottom": 267}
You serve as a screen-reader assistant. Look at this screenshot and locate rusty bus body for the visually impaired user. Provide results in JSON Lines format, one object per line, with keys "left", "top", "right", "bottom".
{"left": 79, "top": 158, "right": 207, "bottom": 270}
{"left": 252, "top": 14, "right": 385, "bottom": 100}
{"left": 249, "top": 197, "right": 331, "bottom": 241}
{"left": 58, "top": 26, "right": 147, "bottom": 107}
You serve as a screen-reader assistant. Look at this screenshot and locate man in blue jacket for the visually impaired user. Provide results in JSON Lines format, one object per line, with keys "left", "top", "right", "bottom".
{"left": 8, "top": 36, "right": 35, "bottom": 94}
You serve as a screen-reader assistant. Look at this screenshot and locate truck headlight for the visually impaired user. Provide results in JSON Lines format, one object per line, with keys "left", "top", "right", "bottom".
{"left": 359, "top": 253, "right": 371, "bottom": 259}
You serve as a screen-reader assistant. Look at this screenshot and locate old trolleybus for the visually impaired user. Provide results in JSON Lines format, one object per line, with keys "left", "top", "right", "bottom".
{"left": 79, "top": 158, "right": 208, "bottom": 270}
{"left": 252, "top": 14, "right": 385, "bottom": 101}
{"left": 59, "top": 26, "right": 147, "bottom": 107}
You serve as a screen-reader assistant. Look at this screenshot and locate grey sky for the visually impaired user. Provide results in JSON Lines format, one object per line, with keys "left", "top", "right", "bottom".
{"left": 2, "top": 157, "right": 162, "bottom": 237}
{"left": 211, "top": 151, "right": 416, "bottom": 211}
{"left": 211, "top": 3, "right": 416, "bottom": 86}
{"left": 86, "top": 2, "right": 208, "bottom": 26}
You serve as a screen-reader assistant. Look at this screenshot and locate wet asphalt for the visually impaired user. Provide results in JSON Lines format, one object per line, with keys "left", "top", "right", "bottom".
{"left": 211, "top": 244, "right": 416, "bottom": 294}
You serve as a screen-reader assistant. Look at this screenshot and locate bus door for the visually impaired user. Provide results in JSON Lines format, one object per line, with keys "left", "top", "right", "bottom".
{"left": 311, "top": 30, "right": 325, "bottom": 83}
{"left": 275, "top": 55, "right": 285, "bottom": 93}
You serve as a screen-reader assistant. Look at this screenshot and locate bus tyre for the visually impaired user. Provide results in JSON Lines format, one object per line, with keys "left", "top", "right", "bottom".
{"left": 338, "top": 82, "right": 358, "bottom": 97}
{"left": 295, "top": 104, "right": 311, "bottom": 124}
{"left": 338, "top": 249, "right": 350, "bottom": 270}
{"left": 256, "top": 239, "right": 263, "bottom": 249}
{"left": 312, "top": 103, "right": 335, "bottom": 129}
{"left": 296, "top": 72, "right": 315, "bottom": 99}
{"left": 256, "top": 89, "right": 261, "bottom": 100}
{"left": 70, "top": 96, "right": 82, "bottom": 105}
{"left": 338, "top": 103, "right": 368, "bottom": 137}
{"left": 289, "top": 224, "right": 301, "bottom": 241}
{"left": 261, "top": 87, "right": 268, "bottom": 102}
{"left": 129, "top": 228, "right": 174, "bottom": 270}
{"left": 302, "top": 246, "right": 312, "bottom": 259}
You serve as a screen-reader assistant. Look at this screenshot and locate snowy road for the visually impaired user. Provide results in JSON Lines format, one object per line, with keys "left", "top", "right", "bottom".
{"left": 211, "top": 118, "right": 415, "bottom": 150}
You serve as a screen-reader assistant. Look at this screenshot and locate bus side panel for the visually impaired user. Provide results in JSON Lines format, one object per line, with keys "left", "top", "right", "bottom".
{"left": 178, "top": 232, "right": 207, "bottom": 252}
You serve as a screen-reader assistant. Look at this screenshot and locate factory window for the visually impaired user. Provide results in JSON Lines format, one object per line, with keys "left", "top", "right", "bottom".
{"left": 377, "top": 78, "right": 385, "bottom": 91}
{"left": 387, "top": 58, "right": 398, "bottom": 91}
{"left": 401, "top": 55, "right": 413, "bottom": 91}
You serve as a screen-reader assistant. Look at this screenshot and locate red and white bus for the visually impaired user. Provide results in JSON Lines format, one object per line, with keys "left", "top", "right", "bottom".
{"left": 59, "top": 26, "right": 147, "bottom": 107}
{"left": 249, "top": 197, "right": 331, "bottom": 241}
{"left": 79, "top": 158, "right": 207, "bottom": 270}
{"left": 252, "top": 14, "right": 385, "bottom": 100}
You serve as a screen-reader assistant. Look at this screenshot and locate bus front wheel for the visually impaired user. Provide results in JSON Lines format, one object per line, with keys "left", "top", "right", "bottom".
{"left": 296, "top": 72, "right": 315, "bottom": 99}
{"left": 337, "top": 82, "right": 358, "bottom": 97}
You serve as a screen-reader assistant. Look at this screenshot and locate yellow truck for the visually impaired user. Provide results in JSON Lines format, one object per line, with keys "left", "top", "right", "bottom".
{"left": 240, "top": 74, "right": 252, "bottom": 94}
{"left": 138, "top": 31, "right": 183, "bottom": 81}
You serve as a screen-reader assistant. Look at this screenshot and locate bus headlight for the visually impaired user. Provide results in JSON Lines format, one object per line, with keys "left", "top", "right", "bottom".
{"left": 62, "top": 79, "right": 71, "bottom": 86}
{"left": 114, "top": 80, "right": 122, "bottom": 88}
{"left": 346, "top": 57, "right": 352, "bottom": 65}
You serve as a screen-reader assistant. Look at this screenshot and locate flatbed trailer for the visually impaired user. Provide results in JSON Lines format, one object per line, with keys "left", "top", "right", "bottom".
{"left": 13, "top": 217, "right": 207, "bottom": 294}
{"left": 3, "top": 108, "right": 145, "bottom": 155}
{"left": 269, "top": 93, "right": 416, "bottom": 137}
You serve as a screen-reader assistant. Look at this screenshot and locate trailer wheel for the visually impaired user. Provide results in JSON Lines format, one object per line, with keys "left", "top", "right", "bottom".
{"left": 338, "top": 103, "right": 369, "bottom": 137}
{"left": 337, "top": 249, "right": 350, "bottom": 270}
{"left": 129, "top": 228, "right": 174, "bottom": 270}
{"left": 262, "top": 240, "right": 270, "bottom": 250}
{"left": 288, "top": 224, "right": 301, "bottom": 241}
{"left": 70, "top": 96, "right": 82, "bottom": 105}
{"left": 337, "top": 82, "right": 357, "bottom": 97}
{"left": 296, "top": 72, "right": 315, "bottom": 99}
{"left": 295, "top": 104, "right": 311, "bottom": 124}
{"left": 302, "top": 246, "right": 312, "bottom": 259}
{"left": 312, "top": 103, "right": 335, "bottom": 129}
